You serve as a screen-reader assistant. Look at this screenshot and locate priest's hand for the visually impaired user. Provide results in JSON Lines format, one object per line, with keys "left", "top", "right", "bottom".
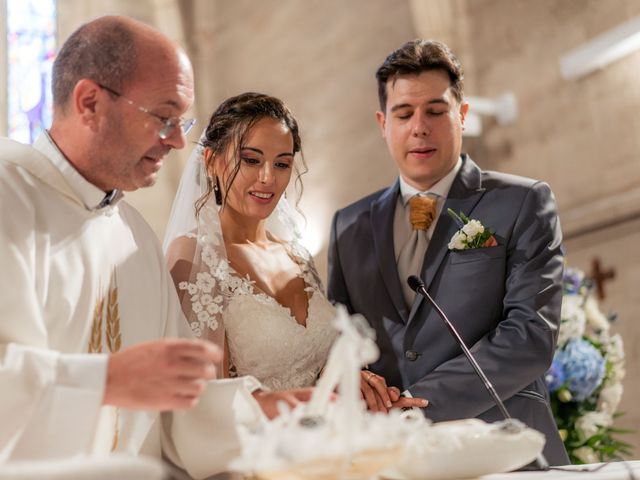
{"left": 252, "top": 388, "right": 318, "bottom": 419}
{"left": 103, "top": 338, "right": 222, "bottom": 411}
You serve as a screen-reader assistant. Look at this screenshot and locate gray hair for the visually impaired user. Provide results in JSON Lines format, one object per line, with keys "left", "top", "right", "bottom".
{"left": 52, "top": 18, "right": 138, "bottom": 110}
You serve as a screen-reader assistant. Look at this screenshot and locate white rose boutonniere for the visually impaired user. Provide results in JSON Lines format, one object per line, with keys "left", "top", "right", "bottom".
{"left": 447, "top": 209, "right": 497, "bottom": 250}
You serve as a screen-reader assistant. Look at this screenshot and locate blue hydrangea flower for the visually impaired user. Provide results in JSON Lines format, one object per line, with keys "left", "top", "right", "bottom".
{"left": 563, "top": 268, "right": 585, "bottom": 295}
{"left": 555, "top": 338, "right": 605, "bottom": 401}
{"left": 545, "top": 357, "right": 566, "bottom": 392}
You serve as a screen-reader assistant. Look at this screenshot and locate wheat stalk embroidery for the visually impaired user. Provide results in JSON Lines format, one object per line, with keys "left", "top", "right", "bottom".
{"left": 88, "top": 280, "right": 104, "bottom": 354}
{"left": 87, "top": 270, "right": 122, "bottom": 451}
{"left": 106, "top": 271, "right": 122, "bottom": 353}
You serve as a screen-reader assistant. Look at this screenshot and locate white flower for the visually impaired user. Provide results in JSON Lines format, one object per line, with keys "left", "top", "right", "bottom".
{"left": 228, "top": 276, "right": 243, "bottom": 290}
{"left": 206, "top": 303, "right": 222, "bottom": 315}
{"left": 461, "top": 219, "right": 484, "bottom": 238}
{"left": 573, "top": 446, "right": 599, "bottom": 464}
{"left": 197, "top": 310, "right": 210, "bottom": 322}
{"left": 208, "top": 318, "right": 219, "bottom": 331}
{"left": 189, "top": 322, "right": 202, "bottom": 338}
{"left": 606, "top": 334, "right": 625, "bottom": 365}
{"left": 611, "top": 365, "right": 626, "bottom": 385}
{"left": 558, "top": 295, "right": 586, "bottom": 347}
{"left": 584, "top": 295, "right": 609, "bottom": 332}
{"left": 200, "top": 293, "right": 213, "bottom": 305}
{"left": 180, "top": 282, "right": 198, "bottom": 295}
{"left": 598, "top": 383, "right": 623, "bottom": 415}
{"left": 447, "top": 231, "right": 466, "bottom": 250}
{"left": 214, "top": 259, "right": 230, "bottom": 277}
{"left": 192, "top": 301, "right": 203, "bottom": 313}
{"left": 604, "top": 336, "right": 626, "bottom": 384}
{"left": 196, "top": 272, "right": 215, "bottom": 293}
{"left": 576, "top": 411, "right": 612, "bottom": 439}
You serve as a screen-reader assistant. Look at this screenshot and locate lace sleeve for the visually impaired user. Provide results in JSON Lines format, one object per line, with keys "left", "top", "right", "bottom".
{"left": 166, "top": 232, "right": 227, "bottom": 362}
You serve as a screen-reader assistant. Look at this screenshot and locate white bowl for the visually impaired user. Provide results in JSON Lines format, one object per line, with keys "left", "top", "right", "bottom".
{"left": 384, "top": 419, "right": 545, "bottom": 480}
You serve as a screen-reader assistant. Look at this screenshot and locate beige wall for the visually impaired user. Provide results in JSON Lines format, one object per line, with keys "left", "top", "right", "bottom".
{"left": 461, "top": 0, "right": 640, "bottom": 239}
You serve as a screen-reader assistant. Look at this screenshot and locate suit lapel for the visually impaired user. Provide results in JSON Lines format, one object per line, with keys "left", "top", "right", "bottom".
{"left": 408, "top": 155, "right": 486, "bottom": 322}
{"left": 371, "top": 180, "right": 410, "bottom": 322}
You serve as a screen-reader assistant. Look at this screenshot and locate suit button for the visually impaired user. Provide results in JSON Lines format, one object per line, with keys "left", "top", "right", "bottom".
{"left": 405, "top": 350, "right": 418, "bottom": 361}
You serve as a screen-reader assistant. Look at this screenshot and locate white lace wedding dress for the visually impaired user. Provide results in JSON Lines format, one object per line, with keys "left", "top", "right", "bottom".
{"left": 221, "top": 256, "right": 338, "bottom": 391}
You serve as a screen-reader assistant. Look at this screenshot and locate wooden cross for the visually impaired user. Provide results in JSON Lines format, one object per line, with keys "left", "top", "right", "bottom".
{"left": 590, "top": 257, "right": 616, "bottom": 300}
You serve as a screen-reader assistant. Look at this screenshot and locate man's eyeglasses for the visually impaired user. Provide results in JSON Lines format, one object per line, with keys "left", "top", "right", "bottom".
{"left": 97, "top": 83, "right": 195, "bottom": 140}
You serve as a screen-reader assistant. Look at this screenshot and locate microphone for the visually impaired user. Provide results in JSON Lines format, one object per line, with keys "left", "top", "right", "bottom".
{"left": 407, "top": 275, "right": 549, "bottom": 470}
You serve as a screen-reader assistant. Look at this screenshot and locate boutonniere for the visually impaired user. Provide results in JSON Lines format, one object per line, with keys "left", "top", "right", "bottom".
{"left": 447, "top": 208, "right": 498, "bottom": 251}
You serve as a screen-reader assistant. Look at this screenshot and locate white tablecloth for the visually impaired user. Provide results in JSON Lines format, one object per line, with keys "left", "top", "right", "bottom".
{"left": 0, "top": 454, "right": 165, "bottom": 479}
{"left": 484, "top": 461, "right": 640, "bottom": 480}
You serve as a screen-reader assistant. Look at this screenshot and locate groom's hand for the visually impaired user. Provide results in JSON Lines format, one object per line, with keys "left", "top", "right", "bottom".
{"left": 387, "top": 387, "right": 429, "bottom": 410}
{"left": 361, "top": 371, "right": 429, "bottom": 412}
{"left": 103, "top": 338, "right": 222, "bottom": 411}
{"left": 252, "top": 388, "right": 317, "bottom": 419}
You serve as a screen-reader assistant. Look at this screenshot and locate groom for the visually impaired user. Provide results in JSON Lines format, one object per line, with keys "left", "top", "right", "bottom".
{"left": 327, "top": 39, "right": 569, "bottom": 465}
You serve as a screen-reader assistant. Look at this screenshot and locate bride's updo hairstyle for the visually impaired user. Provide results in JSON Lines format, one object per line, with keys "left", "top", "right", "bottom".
{"left": 196, "top": 92, "right": 307, "bottom": 216}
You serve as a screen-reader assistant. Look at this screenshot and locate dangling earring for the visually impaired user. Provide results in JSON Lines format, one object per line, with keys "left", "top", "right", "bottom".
{"left": 213, "top": 175, "right": 222, "bottom": 206}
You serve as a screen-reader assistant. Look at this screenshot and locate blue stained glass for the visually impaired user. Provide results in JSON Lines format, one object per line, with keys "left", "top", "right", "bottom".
{"left": 7, "top": 0, "right": 56, "bottom": 144}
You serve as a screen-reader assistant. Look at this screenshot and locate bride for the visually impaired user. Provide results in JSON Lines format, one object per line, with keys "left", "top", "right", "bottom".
{"left": 164, "top": 92, "right": 424, "bottom": 412}
{"left": 164, "top": 92, "right": 336, "bottom": 392}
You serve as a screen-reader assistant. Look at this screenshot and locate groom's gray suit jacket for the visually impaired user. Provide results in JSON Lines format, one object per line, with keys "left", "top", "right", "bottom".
{"left": 328, "top": 155, "right": 569, "bottom": 465}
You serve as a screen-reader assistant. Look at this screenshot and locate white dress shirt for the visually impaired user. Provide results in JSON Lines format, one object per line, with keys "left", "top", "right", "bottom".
{"left": 393, "top": 157, "right": 463, "bottom": 262}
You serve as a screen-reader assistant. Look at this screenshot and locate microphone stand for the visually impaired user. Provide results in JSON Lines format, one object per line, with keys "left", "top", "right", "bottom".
{"left": 407, "top": 275, "right": 549, "bottom": 471}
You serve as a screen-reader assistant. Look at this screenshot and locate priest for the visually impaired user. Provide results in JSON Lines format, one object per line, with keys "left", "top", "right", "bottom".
{"left": 0, "top": 15, "right": 308, "bottom": 477}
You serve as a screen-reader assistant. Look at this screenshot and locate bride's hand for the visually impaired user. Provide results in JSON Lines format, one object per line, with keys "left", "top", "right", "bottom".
{"left": 253, "top": 388, "right": 325, "bottom": 419}
{"left": 360, "top": 370, "right": 394, "bottom": 412}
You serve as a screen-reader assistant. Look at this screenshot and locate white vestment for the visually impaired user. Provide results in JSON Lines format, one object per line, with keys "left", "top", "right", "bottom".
{"left": 0, "top": 133, "right": 263, "bottom": 478}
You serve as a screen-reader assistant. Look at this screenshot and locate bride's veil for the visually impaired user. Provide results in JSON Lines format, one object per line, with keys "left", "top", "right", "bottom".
{"left": 163, "top": 128, "right": 311, "bottom": 376}
{"left": 163, "top": 130, "right": 228, "bottom": 355}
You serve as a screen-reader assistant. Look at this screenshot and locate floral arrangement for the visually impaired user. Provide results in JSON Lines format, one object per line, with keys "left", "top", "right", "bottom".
{"left": 447, "top": 209, "right": 497, "bottom": 250}
{"left": 545, "top": 267, "right": 631, "bottom": 463}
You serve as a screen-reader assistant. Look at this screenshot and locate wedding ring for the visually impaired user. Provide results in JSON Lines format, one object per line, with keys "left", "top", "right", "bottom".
{"left": 365, "top": 371, "right": 375, "bottom": 383}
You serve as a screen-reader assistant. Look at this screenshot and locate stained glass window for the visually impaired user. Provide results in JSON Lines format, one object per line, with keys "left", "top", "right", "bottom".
{"left": 6, "top": 0, "right": 56, "bottom": 144}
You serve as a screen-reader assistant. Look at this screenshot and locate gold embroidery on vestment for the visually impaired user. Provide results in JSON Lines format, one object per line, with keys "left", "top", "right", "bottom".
{"left": 88, "top": 280, "right": 104, "bottom": 354}
{"left": 106, "top": 272, "right": 122, "bottom": 353}
{"left": 88, "top": 270, "right": 122, "bottom": 451}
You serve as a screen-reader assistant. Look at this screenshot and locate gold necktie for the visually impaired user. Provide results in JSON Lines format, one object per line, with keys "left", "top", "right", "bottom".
{"left": 409, "top": 195, "right": 437, "bottom": 231}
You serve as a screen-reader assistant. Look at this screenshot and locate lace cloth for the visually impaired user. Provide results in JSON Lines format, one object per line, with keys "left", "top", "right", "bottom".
{"left": 223, "top": 258, "right": 337, "bottom": 390}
